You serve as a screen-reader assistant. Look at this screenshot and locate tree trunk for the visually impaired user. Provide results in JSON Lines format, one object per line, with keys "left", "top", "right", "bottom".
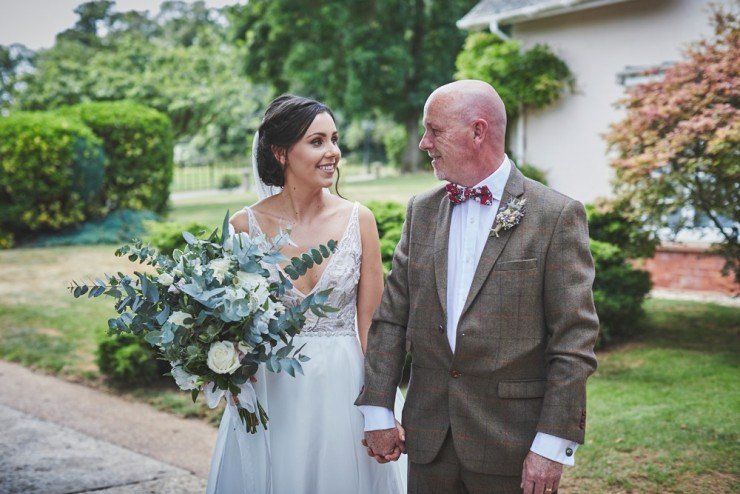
{"left": 401, "top": 116, "right": 421, "bottom": 173}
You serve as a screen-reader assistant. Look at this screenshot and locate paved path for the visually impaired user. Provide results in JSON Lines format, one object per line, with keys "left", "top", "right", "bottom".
{"left": 0, "top": 360, "right": 216, "bottom": 493}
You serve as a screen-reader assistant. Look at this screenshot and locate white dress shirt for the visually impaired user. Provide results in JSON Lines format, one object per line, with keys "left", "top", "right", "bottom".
{"left": 360, "top": 156, "right": 578, "bottom": 465}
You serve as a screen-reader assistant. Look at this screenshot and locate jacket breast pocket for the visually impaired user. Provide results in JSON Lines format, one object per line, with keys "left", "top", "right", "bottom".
{"left": 498, "top": 379, "right": 546, "bottom": 399}
{"left": 493, "top": 258, "right": 538, "bottom": 272}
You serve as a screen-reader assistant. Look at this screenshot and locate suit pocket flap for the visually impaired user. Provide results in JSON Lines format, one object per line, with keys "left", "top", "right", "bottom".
{"left": 493, "top": 258, "right": 537, "bottom": 271}
{"left": 498, "top": 380, "right": 546, "bottom": 399}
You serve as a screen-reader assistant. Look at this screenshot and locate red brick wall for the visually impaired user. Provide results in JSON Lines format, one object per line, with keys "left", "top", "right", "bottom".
{"left": 641, "top": 244, "right": 739, "bottom": 296}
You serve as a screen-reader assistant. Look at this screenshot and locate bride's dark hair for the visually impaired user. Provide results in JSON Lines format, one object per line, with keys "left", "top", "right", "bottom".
{"left": 256, "top": 94, "right": 338, "bottom": 187}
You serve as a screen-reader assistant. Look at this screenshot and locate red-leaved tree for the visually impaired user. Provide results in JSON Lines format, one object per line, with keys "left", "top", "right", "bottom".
{"left": 606, "top": 7, "right": 739, "bottom": 280}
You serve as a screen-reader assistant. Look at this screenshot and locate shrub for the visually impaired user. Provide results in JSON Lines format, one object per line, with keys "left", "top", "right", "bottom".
{"left": 30, "top": 209, "right": 159, "bottom": 247}
{"left": 517, "top": 162, "right": 548, "bottom": 185}
{"left": 366, "top": 201, "right": 406, "bottom": 272}
{"left": 61, "top": 101, "right": 174, "bottom": 213}
{"left": 145, "top": 220, "right": 210, "bottom": 255}
{"left": 219, "top": 173, "right": 242, "bottom": 189}
{"left": 97, "top": 332, "right": 168, "bottom": 385}
{"left": 590, "top": 239, "right": 652, "bottom": 347}
{"left": 586, "top": 200, "right": 659, "bottom": 259}
{"left": 382, "top": 125, "right": 407, "bottom": 168}
{"left": 0, "top": 112, "right": 105, "bottom": 241}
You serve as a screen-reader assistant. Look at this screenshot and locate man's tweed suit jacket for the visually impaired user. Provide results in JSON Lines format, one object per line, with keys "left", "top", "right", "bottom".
{"left": 356, "top": 165, "right": 600, "bottom": 476}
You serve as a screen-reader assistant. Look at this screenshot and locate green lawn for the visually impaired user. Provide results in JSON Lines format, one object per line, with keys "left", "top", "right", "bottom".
{"left": 560, "top": 299, "right": 739, "bottom": 493}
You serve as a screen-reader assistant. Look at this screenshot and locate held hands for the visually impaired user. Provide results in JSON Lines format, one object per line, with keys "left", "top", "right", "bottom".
{"left": 521, "top": 451, "right": 563, "bottom": 494}
{"left": 361, "top": 420, "right": 406, "bottom": 464}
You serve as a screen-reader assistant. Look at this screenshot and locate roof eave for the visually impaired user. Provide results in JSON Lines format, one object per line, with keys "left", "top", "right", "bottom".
{"left": 457, "top": 0, "right": 633, "bottom": 30}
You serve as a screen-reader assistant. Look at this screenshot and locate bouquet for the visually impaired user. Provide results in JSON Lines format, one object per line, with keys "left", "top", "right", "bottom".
{"left": 70, "top": 212, "right": 337, "bottom": 433}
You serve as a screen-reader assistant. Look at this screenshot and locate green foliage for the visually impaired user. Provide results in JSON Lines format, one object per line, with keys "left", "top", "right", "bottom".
{"left": 144, "top": 220, "right": 210, "bottom": 256}
{"left": 30, "top": 209, "right": 159, "bottom": 247}
{"left": 97, "top": 331, "right": 167, "bottom": 385}
{"left": 383, "top": 125, "right": 408, "bottom": 169}
{"left": 60, "top": 101, "right": 174, "bottom": 213}
{"left": 0, "top": 111, "right": 105, "bottom": 240}
{"left": 517, "top": 162, "right": 548, "bottom": 185}
{"left": 586, "top": 201, "right": 659, "bottom": 259}
{"left": 232, "top": 0, "right": 477, "bottom": 171}
{"left": 366, "top": 201, "right": 406, "bottom": 272}
{"left": 219, "top": 173, "right": 242, "bottom": 190}
{"left": 590, "top": 240, "right": 652, "bottom": 347}
{"left": 455, "top": 32, "right": 574, "bottom": 120}
{"left": 11, "top": 1, "right": 269, "bottom": 164}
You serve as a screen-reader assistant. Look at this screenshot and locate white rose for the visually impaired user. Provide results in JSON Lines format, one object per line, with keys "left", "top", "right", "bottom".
{"left": 208, "top": 258, "right": 233, "bottom": 283}
{"left": 207, "top": 341, "right": 241, "bottom": 374}
{"left": 157, "top": 272, "right": 174, "bottom": 286}
{"left": 167, "top": 310, "right": 193, "bottom": 328}
{"left": 234, "top": 270, "right": 265, "bottom": 290}
{"left": 171, "top": 365, "right": 199, "bottom": 390}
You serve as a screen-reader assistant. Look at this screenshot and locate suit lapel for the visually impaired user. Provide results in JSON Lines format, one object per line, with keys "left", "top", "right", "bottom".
{"left": 459, "top": 165, "right": 526, "bottom": 320}
{"left": 433, "top": 194, "right": 452, "bottom": 317}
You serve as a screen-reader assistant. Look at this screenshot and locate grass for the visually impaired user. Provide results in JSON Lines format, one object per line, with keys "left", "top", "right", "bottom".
{"left": 559, "top": 299, "right": 739, "bottom": 493}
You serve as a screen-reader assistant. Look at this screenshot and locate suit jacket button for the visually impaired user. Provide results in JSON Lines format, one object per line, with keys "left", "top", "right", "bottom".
{"left": 450, "top": 370, "right": 461, "bottom": 378}
{"left": 565, "top": 448, "right": 573, "bottom": 457}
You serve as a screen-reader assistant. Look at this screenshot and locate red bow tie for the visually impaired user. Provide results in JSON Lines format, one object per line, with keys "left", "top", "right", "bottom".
{"left": 446, "top": 183, "right": 494, "bottom": 206}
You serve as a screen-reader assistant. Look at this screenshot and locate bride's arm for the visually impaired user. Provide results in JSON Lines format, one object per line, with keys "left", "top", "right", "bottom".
{"left": 229, "top": 210, "right": 250, "bottom": 234}
{"left": 356, "top": 205, "right": 385, "bottom": 355}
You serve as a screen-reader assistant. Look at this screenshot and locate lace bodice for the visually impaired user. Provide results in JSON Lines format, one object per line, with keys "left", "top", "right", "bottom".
{"left": 244, "top": 203, "right": 362, "bottom": 337}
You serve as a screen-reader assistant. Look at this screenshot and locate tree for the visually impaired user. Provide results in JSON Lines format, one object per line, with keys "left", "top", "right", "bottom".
{"left": 10, "top": 0, "right": 268, "bottom": 163}
{"left": 0, "top": 43, "right": 33, "bottom": 113}
{"left": 455, "top": 32, "right": 574, "bottom": 152}
{"left": 230, "top": 0, "right": 477, "bottom": 172}
{"left": 605, "top": 8, "right": 739, "bottom": 281}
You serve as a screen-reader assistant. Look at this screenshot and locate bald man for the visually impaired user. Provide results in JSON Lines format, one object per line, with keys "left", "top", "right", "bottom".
{"left": 356, "top": 80, "right": 599, "bottom": 494}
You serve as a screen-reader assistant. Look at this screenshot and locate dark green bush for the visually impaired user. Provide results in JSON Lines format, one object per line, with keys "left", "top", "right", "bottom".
{"left": 145, "top": 220, "right": 210, "bottom": 255}
{"left": 590, "top": 239, "right": 652, "bottom": 347}
{"left": 586, "top": 201, "right": 659, "bottom": 259}
{"left": 97, "top": 332, "right": 169, "bottom": 385}
{"left": 0, "top": 112, "right": 105, "bottom": 243}
{"left": 366, "top": 201, "right": 406, "bottom": 272}
{"left": 219, "top": 173, "right": 242, "bottom": 189}
{"left": 517, "top": 162, "right": 548, "bottom": 185}
{"left": 30, "top": 209, "right": 159, "bottom": 247}
{"left": 61, "top": 101, "right": 174, "bottom": 213}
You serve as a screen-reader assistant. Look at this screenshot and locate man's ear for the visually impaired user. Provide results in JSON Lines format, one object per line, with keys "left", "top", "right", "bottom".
{"left": 472, "top": 119, "right": 488, "bottom": 145}
{"left": 271, "top": 145, "right": 286, "bottom": 165}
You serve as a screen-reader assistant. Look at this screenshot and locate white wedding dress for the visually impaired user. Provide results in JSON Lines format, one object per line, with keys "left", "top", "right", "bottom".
{"left": 207, "top": 202, "right": 407, "bottom": 494}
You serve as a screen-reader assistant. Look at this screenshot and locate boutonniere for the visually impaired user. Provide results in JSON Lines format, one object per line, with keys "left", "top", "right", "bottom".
{"left": 490, "top": 197, "right": 526, "bottom": 237}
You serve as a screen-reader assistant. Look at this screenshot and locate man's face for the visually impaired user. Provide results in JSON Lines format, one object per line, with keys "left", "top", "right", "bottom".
{"left": 418, "top": 96, "right": 471, "bottom": 184}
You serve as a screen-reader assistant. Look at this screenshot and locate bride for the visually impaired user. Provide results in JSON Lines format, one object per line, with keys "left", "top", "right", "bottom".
{"left": 206, "top": 94, "right": 407, "bottom": 494}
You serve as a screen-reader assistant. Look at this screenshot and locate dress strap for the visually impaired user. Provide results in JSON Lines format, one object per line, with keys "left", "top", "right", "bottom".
{"left": 242, "top": 206, "right": 264, "bottom": 237}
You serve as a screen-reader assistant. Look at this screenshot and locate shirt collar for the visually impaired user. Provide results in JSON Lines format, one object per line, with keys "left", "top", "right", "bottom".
{"left": 472, "top": 154, "right": 511, "bottom": 202}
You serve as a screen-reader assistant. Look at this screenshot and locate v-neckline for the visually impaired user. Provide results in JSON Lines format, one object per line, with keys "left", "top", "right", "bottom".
{"left": 248, "top": 204, "right": 356, "bottom": 298}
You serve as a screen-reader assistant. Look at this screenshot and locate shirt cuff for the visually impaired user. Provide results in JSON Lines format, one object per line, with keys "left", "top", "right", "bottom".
{"left": 530, "top": 432, "right": 578, "bottom": 466}
{"left": 357, "top": 405, "right": 396, "bottom": 431}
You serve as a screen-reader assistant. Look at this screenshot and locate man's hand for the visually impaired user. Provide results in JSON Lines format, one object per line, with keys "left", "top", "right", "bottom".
{"left": 361, "top": 422, "right": 405, "bottom": 464}
{"left": 521, "top": 451, "right": 563, "bottom": 494}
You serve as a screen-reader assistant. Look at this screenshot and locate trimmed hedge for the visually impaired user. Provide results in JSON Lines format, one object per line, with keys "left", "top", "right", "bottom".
{"left": 0, "top": 112, "right": 106, "bottom": 246}
{"left": 144, "top": 220, "right": 210, "bottom": 255}
{"left": 590, "top": 239, "right": 652, "bottom": 346}
{"left": 61, "top": 101, "right": 174, "bottom": 213}
{"left": 97, "top": 332, "right": 169, "bottom": 386}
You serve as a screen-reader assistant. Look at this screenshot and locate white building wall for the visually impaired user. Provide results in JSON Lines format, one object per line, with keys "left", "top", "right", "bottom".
{"left": 509, "top": 0, "right": 720, "bottom": 203}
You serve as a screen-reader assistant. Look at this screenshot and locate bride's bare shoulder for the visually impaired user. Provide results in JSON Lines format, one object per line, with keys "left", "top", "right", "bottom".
{"left": 229, "top": 209, "right": 250, "bottom": 234}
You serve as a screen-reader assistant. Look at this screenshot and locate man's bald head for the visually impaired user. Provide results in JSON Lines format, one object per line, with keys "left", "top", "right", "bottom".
{"left": 419, "top": 79, "right": 508, "bottom": 185}
{"left": 426, "top": 80, "right": 507, "bottom": 143}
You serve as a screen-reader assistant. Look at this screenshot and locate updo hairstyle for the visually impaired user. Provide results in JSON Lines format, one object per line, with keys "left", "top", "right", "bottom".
{"left": 255, "top": 94, "right": 336, "bottom": 187}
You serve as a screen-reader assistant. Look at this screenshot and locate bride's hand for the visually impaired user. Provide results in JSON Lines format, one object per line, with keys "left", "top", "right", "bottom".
{"left": 395, "top": 420, "right": 407, "bottom": 453}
